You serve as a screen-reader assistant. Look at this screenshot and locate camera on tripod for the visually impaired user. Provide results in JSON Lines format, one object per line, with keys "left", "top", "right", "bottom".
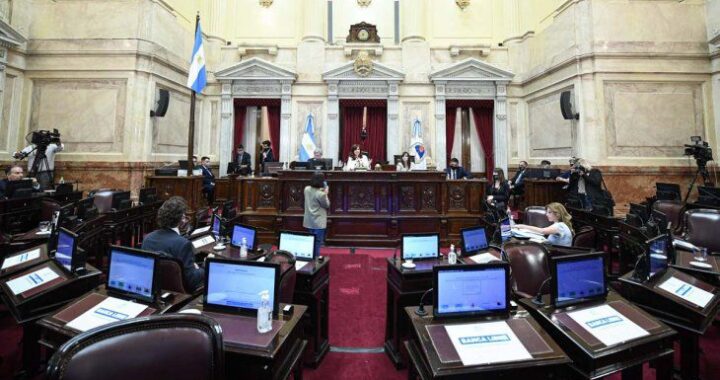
{"left": 30, "top": 129, "right": 62, "bottom": 147}
{"left": 683, "top": 136, "right": 713, "bottom": 166}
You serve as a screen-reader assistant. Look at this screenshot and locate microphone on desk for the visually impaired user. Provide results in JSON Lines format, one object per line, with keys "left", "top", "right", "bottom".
{"left": 532, "top": 277, "right": 552, "bottom": 306}
{"left": 415, "top": 288, "right": 434, "bottom": 316}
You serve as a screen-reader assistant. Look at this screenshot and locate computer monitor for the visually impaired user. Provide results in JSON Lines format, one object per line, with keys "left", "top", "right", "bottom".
{"left": 5, "top": 179, "right": 33, "bottom": 198}
{"left": 433, "top": 263, "right": 510, "bottom": 319}
{"left": 55, "top": 183, "right": 73, "bottom": 195}
{"left": 656, "top": 183, "right": 681, "bottom": 201}
{"left": 551, "top": 252, "right": 607, "bottom": 308}
{"left": 499, "top": 217, "right": 512, "bottom": 243}
{"left": 221, "top": 201, "right": 236, "bottom": 219}
{"left": 645, "top": 234, "right": 671, "bottom": 281}
{"left": 111, "top": 191, "right": 131, "bottom": 210}
{"left": 107, "top": 246, "right": 158, "bottom": 303}
{"left": 76, "top": 196, "right": 97, "bottom": 220}
{"left": 291, "top": 161, "right": 309, "bottom": 170}
{"left": 308, "top": 158, "right": 332, "bottom": 171}
{"left": 93, "top": 190, "right": 114, "bottom": 213}
{"left": 230, "top": 223, "right": 257, "bottom": 250}
{"left": 624, "top": 212, "right": 643, "bottom": 228}
{"left": 697, "top": 186, "right": 720, "bottom": 206}
{"left": 649, "top": 209, "right": 669, "bottom": 235}
{"left": 178, "top": 160, "right": 190, "bottom": 169}
{"left": 211, "top": 214, "right": 223, "bottom": 239}
{"left": 139, "top": 187, "right": 157, "bottom": 205}
{"left": 203, "top": 258, "right": 280, "bottom": 315}
{"left": 264, "top": 162, "right": 284, "bottom": 175}
{"left": 460, "top": 226, "right": 489, "bottom": 256}
{"left": 54, "top": 227, "right": 83, "bottom": 274}
{"left": 539, "top": 168, "right": 561, "bottom": 179}
{"left": 628, "top": 203, "right": 649, "bottom": 225}
{"left": 401, "top": 233, "right": 440, "bottom": 261}
{"left": 278, "top": 231, "right": 316, "bottom": 261}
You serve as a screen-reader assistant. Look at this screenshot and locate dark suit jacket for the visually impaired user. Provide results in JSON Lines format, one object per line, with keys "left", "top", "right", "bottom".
{"left": 233, "top": 152, "right": 252, "bottom": 175}
{"left": 0, "top": 179, "right": 8, "bottom": 199}
{"left": 510, "top": 169, "right": 527, "bottom": 193}
{"left": 261, "top": 148, "right": 276, "bottom": 164}
{"left": 142, "top": 228, "right": 204, "bottom": 291}
{"left": 486, "top": 181, "right": 511, "bottom": 204}
{"left": 444, "top": 166, "right": 471, "bottom": 179}
{"left": 200, "top": 165, "right": 215, "bottom": 190}
{"left": 568, "top": 169, "right": 603, "bottom": 201}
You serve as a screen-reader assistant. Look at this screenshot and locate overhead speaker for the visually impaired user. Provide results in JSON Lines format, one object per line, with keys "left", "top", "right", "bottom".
{"left": 560, "top": 91, "right": 578, "bottom": 120}
{"left": 150, "top": 89, "right": 169, "bottom": 117}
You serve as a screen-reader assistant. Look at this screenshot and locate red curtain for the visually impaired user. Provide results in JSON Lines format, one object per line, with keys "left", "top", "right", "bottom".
{"left": 471, "top": 102, "right": 495, "bottom": 180}
{"left": 267, "top": 106, "right": 280, "bottom": 158}
{"left": 445, "top": 106, "right": 457, "bottom": 164}
{"left": 233, "top": 105, "right": 246, "bottom": 154}
{"left": 340, "top": 100, "right": 387, "bottom": 163}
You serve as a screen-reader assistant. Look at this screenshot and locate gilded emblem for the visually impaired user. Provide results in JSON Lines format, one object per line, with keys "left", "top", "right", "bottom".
{"left": 353, "top": 51, "right": 373, "bottom": 77}
{"left": 357, "top": 0, "right": 371, "bottom": 7}
{"left": 455, "top": 0, "right": 470, "bottom": 10}
{"left": 259, "top": 0, "right": 273, "bottom": 7}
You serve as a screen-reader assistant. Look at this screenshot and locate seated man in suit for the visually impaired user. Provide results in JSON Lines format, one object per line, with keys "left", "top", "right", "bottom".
{"left": 200, "top": 156, "right": 215, "bottom": 204}
{"left": 307, "top": 148, "right": 326, "bottom": 170}
{"left": 142, "top": 196, "right": 203, "bottom": 291}
{"left": 444, "top": 158, "right": 471, "bottom": 180}
{"left": 0, "top": 164, "right": 39, "bottom": 198}
{"left": 233, "top": 145, "right": 252, "bottom": 176}
{"left": 509, "top": 160, "right": 528, "bottom": 195}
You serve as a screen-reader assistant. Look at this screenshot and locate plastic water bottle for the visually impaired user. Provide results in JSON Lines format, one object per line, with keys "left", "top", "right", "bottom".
{"left": 257, "top": 290, "right": 272, "bottom": 333}
{"left": 448, "top": 244, "right": 457, "bottom": 265}
{"left": 240, "top": 237, "right": 248, "bottom": 258}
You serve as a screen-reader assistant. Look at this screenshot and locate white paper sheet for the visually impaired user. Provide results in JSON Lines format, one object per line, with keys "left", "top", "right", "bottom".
{"left": 6, "top": 266, "right": 60, "bottom": 295}
{"left": 657, "top": 276, "right": 714, "bottom": 308}
{"left": 192, "top": 235, "right": 215, "bottom": 249}
{"left": 66, "top": 297, "right": 148, "bottom": 332}
{"left": 191, "top": 226, "right": 211, "bottom": 236}
{"left": 469, "top": 252, "right": 499, "bottom": 264}
{"left": 35, "top": 230, "right": 51, "bottom": 235}
{"left": 295, "top": 261, "right": 310, "bottom": 271}
{"left": 256, "top": 256, "right": 266, "bottom": 262}
{"left": 444, "top": 321, "right": 532, "bottom": 366}
{"left": 511, "top": 228, "right": 546, "bottom": 241}
{"left": 2, "top": 248, "right": 41, "bottom": 269}
{"left": 673, "top": 239, "right": 698, "bottom": 251}
{"left": 567, "top": 304, "right": 649, "bottom": 346}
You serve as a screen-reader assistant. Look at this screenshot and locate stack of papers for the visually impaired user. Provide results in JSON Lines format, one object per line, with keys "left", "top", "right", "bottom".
{"left": 445, "top": 321, "right": 532, "bottom": 366}
{"left": 511, "top": 228, "right": 546, "bottom": 241}
{"left": 66, "top": 297, "right": 148, "bottom": 332}
{"left": 567, "top": 304, "right": 649, "bottom": 346}
{"left": 468, "top": 252, "right": 499, "bottom": 264}
{"left": 295, "top": 261, "right": 309, "bottom": 271}
{"left": 192, "top": 235, "right": 216, "bottom": 249}
{"left": 191, "top": 226, "right": 211, "bottom": 236}
{"left": 657, "top": 276, "right": 714, "bottom": 308}
{"left": 6, "top": 267, "right": 59, "bottom": 295}
{"left": 1, "top": 249, "right": 41, "bottom": 270}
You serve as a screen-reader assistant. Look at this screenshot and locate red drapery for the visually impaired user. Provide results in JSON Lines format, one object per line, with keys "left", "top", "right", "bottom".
{"left": 445, "top": 106, "right": 457, "bottom": 164}
{"left": 233, "top": 105, "right": 246, "bottom": 154}
{"left": 471, "top": 101, "right": 495, "bottom": 180}
{"left": 267, "top": 106, "right": 280, "bottom": 158}
{"left": 340, "top": 100, "right": 387, "bottom": 163}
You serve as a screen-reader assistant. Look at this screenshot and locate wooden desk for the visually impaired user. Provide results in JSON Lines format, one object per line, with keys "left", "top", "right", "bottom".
{"left": 293, "top": 258, "right": 330, "bottom": 367}
{"left": 619, "top": 268, "right": 720, "bottom": 380}
{"left": 37, "top": 287, "right": 192, "bottom": 351}
{"left": 404, "top": 306, "right": 570, "bottom": 379}
{"left": 182, "top": 298, "right": 307, "bottom": 380}
{"left": 569, "top": 207, "right": 622, "bottom": 277}
{"left": 0, "top": 243, "right": 49, "bottom": 279}
{"left": 146, "top": 176, "right": 205, "bottom": 210}
{"left": 520, "top": 292, "right": 676, "bottom": 379}
{"left": 671, "top": 249, "right": 720, "bottom": 286}
{"left": 521, "top": 179, "right": 566, "bottom": 209}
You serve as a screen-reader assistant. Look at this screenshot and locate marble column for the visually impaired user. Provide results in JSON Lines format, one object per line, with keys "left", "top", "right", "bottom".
{"left": 326, "top": 81, "right": 339, "bottom": 162}
{"left": 434, "top": 82, "right": 447, "bottom": 171}
{"left": 386, "top": 81, "right": 400, "bottom": 162}
{"left": 493, "top": 82, "right": 508, "bottom": 174}
{"left": 280, "top": 81, "right": 292, "bottom": 162}
{"left": 303, "top": 0, "right": 326, "bottom": 42}
{"left": 219, "top": 82, "right": 233, "bottom": 176}
{"left": 206, "top": 0, "right": 224, "bottom": 36}
{"left": 401, "top": 0, "right": 426, "bottom": 42}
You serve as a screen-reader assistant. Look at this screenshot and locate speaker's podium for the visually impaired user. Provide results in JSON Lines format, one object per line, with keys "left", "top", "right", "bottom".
{"left": 619, "top": 268, "right": 720, "bottom": 380}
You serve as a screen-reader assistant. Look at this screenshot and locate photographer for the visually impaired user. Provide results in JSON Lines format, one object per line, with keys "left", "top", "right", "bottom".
{"left": 13, "top": 129, "right": 64, "bottom": 190}
{"left": 567, "top": 158, "right": 604, "bottom": 211}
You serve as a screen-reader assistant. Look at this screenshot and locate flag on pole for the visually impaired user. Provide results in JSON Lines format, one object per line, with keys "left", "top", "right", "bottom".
{"left": 299, "top": 113, "right": 317, "bottom": 161}
{"left": 187, "top": 20, "right": 207, "bottom": 93}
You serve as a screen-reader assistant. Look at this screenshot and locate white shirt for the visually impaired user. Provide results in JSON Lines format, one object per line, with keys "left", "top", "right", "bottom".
{"left": 20, "top": 143, "right": 64, "bottom": 171}
{"left": 547, "top": 222, "right": 573, "bottom": 247}
{"left": 344, "top": 155, "right": 370, "bottom": 171}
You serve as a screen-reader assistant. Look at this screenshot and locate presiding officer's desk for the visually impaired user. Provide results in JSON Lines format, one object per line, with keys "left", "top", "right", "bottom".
{"left": 518, "top": 178, "right": 566, "bottom": 210}
{"left": 619, "top": 268, "right": 720, "bottom": 380}
{"left": 403, "top": 305, "right": 571, "bottom": 379}
{"left": 519, "top": 291, "right": 676, "bottom": 380}
{"left": 181, "top": 298, "right": 307, "bottom": 380}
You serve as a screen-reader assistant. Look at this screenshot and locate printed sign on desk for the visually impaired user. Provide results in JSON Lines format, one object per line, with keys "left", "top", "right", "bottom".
{"left": 657, "top": 276, "right": 714, "bottom": 309}
{"left": 444, "top": 321, "right": 532, "bottom": 366}
{"left": 568, "top": 304, "right": 649, "bottom": 346}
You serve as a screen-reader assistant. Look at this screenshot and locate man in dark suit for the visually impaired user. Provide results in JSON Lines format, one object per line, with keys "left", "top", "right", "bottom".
{"left": 307, "top": 148, "right": 326, "bottom": 170}
{"left": 200, "top": 156, "right": 215, "bottom": 204}
{"left": 0, "top": 164, "right": 39, "bottom": 198}
{"left": 444, "top": 158, "right": 471, "bottom": 180}
{"left": 509, "top": 160, "right": 528, "bottom": 195}
{"left": 142, "top": 196, "right": 203, "bottom": 291}
{"left": 260, "top": 140, "right": 275, "bottom": 172}
{"left": 233, "top": 145, "right": 252, "bottom": 175}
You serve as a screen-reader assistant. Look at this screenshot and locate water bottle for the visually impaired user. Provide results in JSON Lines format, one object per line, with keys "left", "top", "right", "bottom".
{"left": 240, "top": 237, "right": 248, "bottom": 258}
{"left": 448, "top": 244, "right": 457, "bottom": 265}
{"left": 257, "top": 290, "right": 272, "bottom": 333}
{"left": 59, "top": 177, "right": 65, "bottom": 184}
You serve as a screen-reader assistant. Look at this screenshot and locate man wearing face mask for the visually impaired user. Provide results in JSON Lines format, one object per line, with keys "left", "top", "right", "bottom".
{"left": 444, "top": 158, "right": 471, "bottom": 180}
{"left": 509, "top": 160, "right": 528, "bottom": 196}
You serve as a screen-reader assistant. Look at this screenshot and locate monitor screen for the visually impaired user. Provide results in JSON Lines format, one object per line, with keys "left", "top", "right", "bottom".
{"left": 460, "top": 226, "right": 489, "bottom": 256}
{"left": 647, "top": 235, "right": 669, "bottom": 280}
{"left": 76, "top": 197, "right": 95, "bottom": 220}
{"left": 402, "top": 234, "right": 439, "bottom": 261}
{"left": 629, "top": 203, "right": 649, "bottom": 224}
{"left": 231, "top": 223, "right": 257, "bottom": 250}
{"left": 107, "top": 247, "right": 156, "bottom": 302}
{"left": 5, "top": 179, "right": 33, "bottom": 198}
{"left": 552, "top": 253, "right": 607, "bottom": 308}
{"left": 211, "top": 214, "right": 222, "bottom": 238}
{"left": 650, "top": 209, "right": 669, "bottom": 234}
{"left": 433, "top": 263, "right": 509, "bottom": 318}
{"left": 111, "top": 191, "right": 131, "bottom": 210}
{"left": 55, "top": 228, "right": 77, "bottom": 273}
{"left": 222, "top": 201, "right": 236, "bottom": 219}
{"left": 279, "top": 231, "right": 315, "bottom": 260}
{"left": 204, "top": 259, "right": 279, "bottom": 315}
{"left": 656, "top": 182, "right": 681, "bottom": 201}
{"left": 500, "top": 218, "right": 511, "bottom": 242}
{"left": 139, "top": 187, "right": 157, "bottom": 204}
{"left": 697, "top": 186, "right": 720, "bottom": 206}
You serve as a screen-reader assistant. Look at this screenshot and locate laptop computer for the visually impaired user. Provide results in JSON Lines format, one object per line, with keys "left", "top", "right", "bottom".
{"left": 402, "top": 233, "right": 440, "bottom": 261}
{"left": 106, "top": 246, "right": 158, "bottom": 303}
{"left": 54, "top": 227, "right": 85, "bottom": 275}
{"left": 203, "top": 257, "right": 280, "bottom": 316}
{"left": 460, "top": 226, "right": 489, "bottom": 256}
{"left": 278, "top": 230, "right": 316, "bottom": 261}
{"left": 550, "top": 252, "right": 607, "bottom": 308}
{"left": 433, "top": 262, "right": 510, "bottom": 319}
{"left": 643, "top": 234, "right": 671, "bottom": 282}
{"left": 499, "top": 217, "right": 512, "bottom": 243}
{"left": 230, "top": 223, "right": 257, "bottom": 250}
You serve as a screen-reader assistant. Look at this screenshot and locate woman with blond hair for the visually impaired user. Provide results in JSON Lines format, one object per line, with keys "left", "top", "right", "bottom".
{"left": 514, "top": 202, "right": 574, "bottom": 247}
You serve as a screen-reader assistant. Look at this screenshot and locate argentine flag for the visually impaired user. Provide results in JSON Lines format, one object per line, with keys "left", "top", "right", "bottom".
{"left": 299, "top": 114, "right": 317, "bottom": 161}
{"left": 187, "top": 21, "right": 207, "bottom": 93}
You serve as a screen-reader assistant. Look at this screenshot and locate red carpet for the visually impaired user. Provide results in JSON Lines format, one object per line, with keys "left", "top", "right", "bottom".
{"left": 303, "top": 352, "right": 405, "bottom": 380}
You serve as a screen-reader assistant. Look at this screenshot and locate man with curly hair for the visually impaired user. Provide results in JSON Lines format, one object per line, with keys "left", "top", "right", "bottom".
{"left": 142, "top": 196, "right": 203, "bottom": 291}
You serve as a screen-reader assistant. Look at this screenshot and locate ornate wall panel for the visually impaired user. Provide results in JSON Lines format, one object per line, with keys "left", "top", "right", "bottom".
{"left": 153, "top": 87, "right": 195, "bottom": 154}
{"left": 527, "top": 88, "right": 573, "bottom": 157}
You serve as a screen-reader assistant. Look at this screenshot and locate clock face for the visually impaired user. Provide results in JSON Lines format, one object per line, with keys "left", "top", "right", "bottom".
{"left": 358, "top": 29, "right": 370, "bottom": 41}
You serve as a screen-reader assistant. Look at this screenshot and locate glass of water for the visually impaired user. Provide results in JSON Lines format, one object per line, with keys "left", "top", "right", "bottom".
{"left": 695, "top": 247, "right": 708, "bottom": 262}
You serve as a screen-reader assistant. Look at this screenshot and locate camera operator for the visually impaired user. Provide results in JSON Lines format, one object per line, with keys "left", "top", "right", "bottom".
{"left": 13, "top": 129, "right": 64, "bottom": 190}
{"left": 567, "top": 158, "right": 604, "bottom": 211}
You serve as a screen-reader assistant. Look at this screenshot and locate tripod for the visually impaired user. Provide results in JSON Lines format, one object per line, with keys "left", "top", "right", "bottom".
{"left": 27, "top": 144, "right": 54, "bottom": 190}
{"left": 683, "top": 162, "right": 710, "bottom": 204}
